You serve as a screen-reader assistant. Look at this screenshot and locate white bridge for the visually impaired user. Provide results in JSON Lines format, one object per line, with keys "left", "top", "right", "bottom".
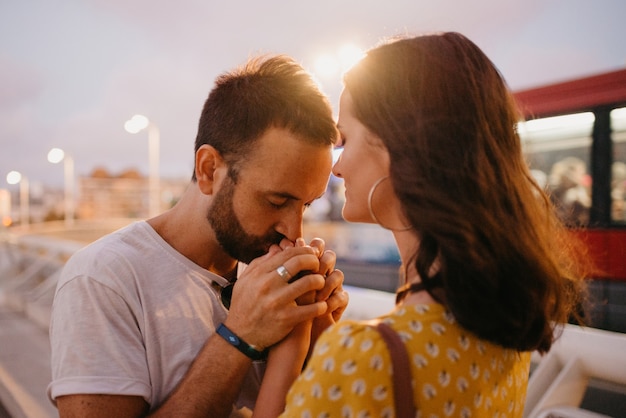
{"left": 1, "top": 221, "right": 625, "bottom": 417}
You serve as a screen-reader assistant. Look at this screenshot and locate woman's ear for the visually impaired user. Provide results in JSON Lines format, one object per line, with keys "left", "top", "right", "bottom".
{"left": 195, "top": 145, "right": 226, "bottom": 195}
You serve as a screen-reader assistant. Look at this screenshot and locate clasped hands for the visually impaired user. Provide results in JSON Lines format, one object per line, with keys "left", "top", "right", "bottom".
{"left": 223, "top": 237, "right": 348, "bottom": 354}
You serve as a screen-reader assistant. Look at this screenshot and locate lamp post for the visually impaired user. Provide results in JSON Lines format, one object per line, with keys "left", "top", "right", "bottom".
{"left": 6, "top": 170, "right": 29, "bottom": 228}
{"left": 47, "top": 148, "right": 75, "bottom": 227}
{"left": 124, "top": 114, "right": 160, "bottom": 218}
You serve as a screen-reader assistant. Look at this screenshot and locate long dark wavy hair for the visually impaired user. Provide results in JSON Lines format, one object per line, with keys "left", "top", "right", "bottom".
{"left": 343, "top": 32, "right": 590, "bottom": 353}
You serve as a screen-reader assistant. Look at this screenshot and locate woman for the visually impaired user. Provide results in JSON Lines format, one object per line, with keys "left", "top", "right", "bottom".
{"left": 255, "top": 32, "right": 590, "bottom": 418}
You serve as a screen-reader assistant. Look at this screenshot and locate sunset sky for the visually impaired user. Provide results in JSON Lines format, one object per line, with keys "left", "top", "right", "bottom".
{"left": 1, "top": 0, "right": 625, "bottom": 190}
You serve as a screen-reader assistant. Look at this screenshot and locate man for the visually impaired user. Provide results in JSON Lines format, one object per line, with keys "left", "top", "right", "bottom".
{"left": 48, "top": 55, "right": 348, "bottom": 417}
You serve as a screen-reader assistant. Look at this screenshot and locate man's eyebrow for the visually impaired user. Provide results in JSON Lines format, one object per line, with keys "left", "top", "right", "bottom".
{"left": 269, "top": 191, "right": 326, "bottom": 202}
{"left": 268, "top": 191, "right": 299, "bottom": 201}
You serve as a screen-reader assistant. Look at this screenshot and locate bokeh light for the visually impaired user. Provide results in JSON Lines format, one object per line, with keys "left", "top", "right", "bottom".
{"left": 6, "top": 171, "right": 22, "bottom": 185}
{"left": 124, "top": 114, "right": 150, "bottom": 134}
{"left": 47, "top": 148, "right": 66, "bottom": 164}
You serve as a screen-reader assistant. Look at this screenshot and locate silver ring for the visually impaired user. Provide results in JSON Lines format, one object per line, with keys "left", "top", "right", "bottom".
{"left": 276, "top": 265, "right": 291, "bottom": 281}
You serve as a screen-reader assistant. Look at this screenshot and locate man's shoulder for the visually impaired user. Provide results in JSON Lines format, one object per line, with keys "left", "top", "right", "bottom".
{"left": 72, "top": 221, "right": 150, "bottom": 259}
{"left": 59, "top": 222, "right": 154, "bottom": 282}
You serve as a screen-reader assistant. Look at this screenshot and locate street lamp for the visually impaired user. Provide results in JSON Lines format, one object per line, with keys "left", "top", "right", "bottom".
{"left": 47, "top": 147, "right": 75, "bottom": 227}
{"left": 124, "top": 114, "right": 160, "bottom": 218}
{"left": 6, "top": 170, "right": 29, "bottom": 228}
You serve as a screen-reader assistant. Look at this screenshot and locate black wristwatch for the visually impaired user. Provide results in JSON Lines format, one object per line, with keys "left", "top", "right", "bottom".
{"left": 216, "top": 323, "right": 268, "bottom": 361}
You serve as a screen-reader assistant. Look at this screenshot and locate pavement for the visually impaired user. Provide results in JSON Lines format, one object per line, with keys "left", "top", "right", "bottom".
{"left": 0, "top": 220, "right": 132, "bottom": 418}
{"left": 0, "top": 305, "right": 58, "bottom": 418}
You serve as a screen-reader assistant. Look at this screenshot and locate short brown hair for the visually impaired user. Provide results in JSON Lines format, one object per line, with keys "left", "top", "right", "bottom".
{"left": 193, "top": 55, "right": 337, "bottom": 181}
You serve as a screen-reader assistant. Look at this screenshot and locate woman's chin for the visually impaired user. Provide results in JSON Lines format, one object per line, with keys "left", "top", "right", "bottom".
{"left": 341, "top": 207, "right": 372, "bottom": 224}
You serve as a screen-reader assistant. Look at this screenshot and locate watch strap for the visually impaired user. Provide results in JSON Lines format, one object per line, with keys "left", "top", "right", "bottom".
{"left": 216, "top": 323, "right": 268, "bottom": 361}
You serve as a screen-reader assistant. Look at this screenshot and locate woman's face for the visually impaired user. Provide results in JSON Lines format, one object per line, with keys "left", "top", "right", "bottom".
{"left": 332, "top": 90, "right": 391, "bottom": 224}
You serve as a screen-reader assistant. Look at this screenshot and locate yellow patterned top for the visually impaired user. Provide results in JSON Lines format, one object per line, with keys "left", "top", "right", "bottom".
{"left": 281, "top": 303, "right": 531, "bottom": 418}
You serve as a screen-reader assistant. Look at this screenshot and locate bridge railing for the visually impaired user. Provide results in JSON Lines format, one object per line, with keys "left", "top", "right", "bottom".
{"left": 1, "top": 233, "right": 85, "bottom": 331}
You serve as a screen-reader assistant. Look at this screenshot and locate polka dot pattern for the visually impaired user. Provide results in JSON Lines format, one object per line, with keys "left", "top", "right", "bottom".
{"left": 281, "top": 304, "right": 531, "bottom": 418}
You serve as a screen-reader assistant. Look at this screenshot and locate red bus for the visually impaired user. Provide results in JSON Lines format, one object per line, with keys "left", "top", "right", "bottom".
{"left": 513, "top": 69, "right": 626, "bottom": 332}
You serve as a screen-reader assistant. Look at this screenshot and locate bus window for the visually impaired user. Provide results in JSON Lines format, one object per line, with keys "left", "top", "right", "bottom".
{"left": 612, "top": 107, "right": 626, "bottom": 223}
{"left": 518, "top": 112, "right": 595, "bottom": 226}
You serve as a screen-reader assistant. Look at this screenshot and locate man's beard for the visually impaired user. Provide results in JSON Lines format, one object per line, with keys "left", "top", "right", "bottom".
{"left": 207, "top": 177, "right": 284, "bottom": 264}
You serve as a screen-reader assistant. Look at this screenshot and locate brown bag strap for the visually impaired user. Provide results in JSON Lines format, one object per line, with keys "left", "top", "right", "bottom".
{"left": 376, "top": 322, "right": 416, "bottom": 418}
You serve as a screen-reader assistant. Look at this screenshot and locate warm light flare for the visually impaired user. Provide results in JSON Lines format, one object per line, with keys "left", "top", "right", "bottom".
{"left": 314, "top": 43, "right": 364, "bottom": 80}
{"left": 338, "top": 44, "right": 365, "bottom": 71}
{"left": 315, "top": 54, "right": 339, "bottom": 78}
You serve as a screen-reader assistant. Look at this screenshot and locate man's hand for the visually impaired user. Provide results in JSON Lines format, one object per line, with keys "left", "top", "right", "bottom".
{"left": 224, "top": 242, "right": 328, "bottom": 350}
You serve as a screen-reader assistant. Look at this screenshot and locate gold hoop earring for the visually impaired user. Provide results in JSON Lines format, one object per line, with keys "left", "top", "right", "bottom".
{"left": 367, "top": 176, "right": 412, "bottom": 231}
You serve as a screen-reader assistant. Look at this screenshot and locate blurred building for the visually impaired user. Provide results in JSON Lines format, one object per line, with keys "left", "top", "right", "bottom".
{"left": 77, "top": 167, "right": 188, "bottom": 220}
{"left": 0, "top": 189, "right": 10, "bottom": 226}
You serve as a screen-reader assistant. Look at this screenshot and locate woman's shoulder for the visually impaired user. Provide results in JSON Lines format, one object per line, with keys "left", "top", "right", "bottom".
{"left": 317, "top": 319, "right": 383, "bottom": 345}
{"left": 311, "top": 305, "right": 442, "bottom": 355}
{"left": 320, "top": 303, "right": 449, "bottom": 339}
{"left": 311, "top": 318, "right": 391, "bottom": 363}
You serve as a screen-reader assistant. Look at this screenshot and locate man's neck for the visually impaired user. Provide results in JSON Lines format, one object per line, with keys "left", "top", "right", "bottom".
{"left": 147, "top": 206, "right": 237, "bottom": 276}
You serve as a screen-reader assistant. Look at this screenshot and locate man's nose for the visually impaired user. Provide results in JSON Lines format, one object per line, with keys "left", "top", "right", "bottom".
{"left": 276, "top": 208, "right": 304, "bottom": 242}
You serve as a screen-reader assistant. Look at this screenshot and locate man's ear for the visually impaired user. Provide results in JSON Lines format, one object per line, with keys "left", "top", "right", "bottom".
{"left": 195, "top": 145, "right": 226, "bottom": 195}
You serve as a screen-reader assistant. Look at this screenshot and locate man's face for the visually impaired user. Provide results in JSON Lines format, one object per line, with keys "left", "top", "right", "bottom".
{"left": 207, "top": 127, "right": 333, "bottom": 264}
{"left": 207, "top": 174, "right": 282, "bottom": 263}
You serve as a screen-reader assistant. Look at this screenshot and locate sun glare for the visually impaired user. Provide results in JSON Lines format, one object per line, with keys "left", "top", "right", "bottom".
{"left": 338, "top": 44, "right": 365, "bottom": 71}
{"left": 315, "top": 54, "right": 340, "bottom": 78}
{"left": 314, "top": 43, "right": 364, "bottom": 80}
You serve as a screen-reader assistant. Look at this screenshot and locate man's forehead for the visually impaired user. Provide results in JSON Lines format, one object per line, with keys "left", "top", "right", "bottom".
{"left": 237, "top": 159, "right": 330, "bottom": 202}
{"left": 239, "top": 168, "right": 329, "bottom": 199}
{"left": 232, "top": 126, "right": 332, "bottom": 187}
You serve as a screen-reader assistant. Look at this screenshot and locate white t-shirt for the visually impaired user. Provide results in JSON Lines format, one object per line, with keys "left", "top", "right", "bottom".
{"left": 47, "top": 221, "right": 264, "bottom": 416}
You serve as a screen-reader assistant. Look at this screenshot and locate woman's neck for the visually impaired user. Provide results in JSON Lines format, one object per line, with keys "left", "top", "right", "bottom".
{"left": 393, "top": 232, "right": 438, "bottom": 306}
{"left": 400, "top": 286, "right": 437, "bottom": 305}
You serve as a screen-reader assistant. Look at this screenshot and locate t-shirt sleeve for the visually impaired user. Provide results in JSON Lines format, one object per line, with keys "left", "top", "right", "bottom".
{"left": 280, "top": 321, "right": 396, "bottom": 417}
{"left": 47, "top": 275, "right": 151, "bottom": 404}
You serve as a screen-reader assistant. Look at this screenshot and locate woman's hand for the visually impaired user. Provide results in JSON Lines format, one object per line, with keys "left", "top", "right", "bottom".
{"left": 253, "top": 319, "right": 312, "bottom": 418}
